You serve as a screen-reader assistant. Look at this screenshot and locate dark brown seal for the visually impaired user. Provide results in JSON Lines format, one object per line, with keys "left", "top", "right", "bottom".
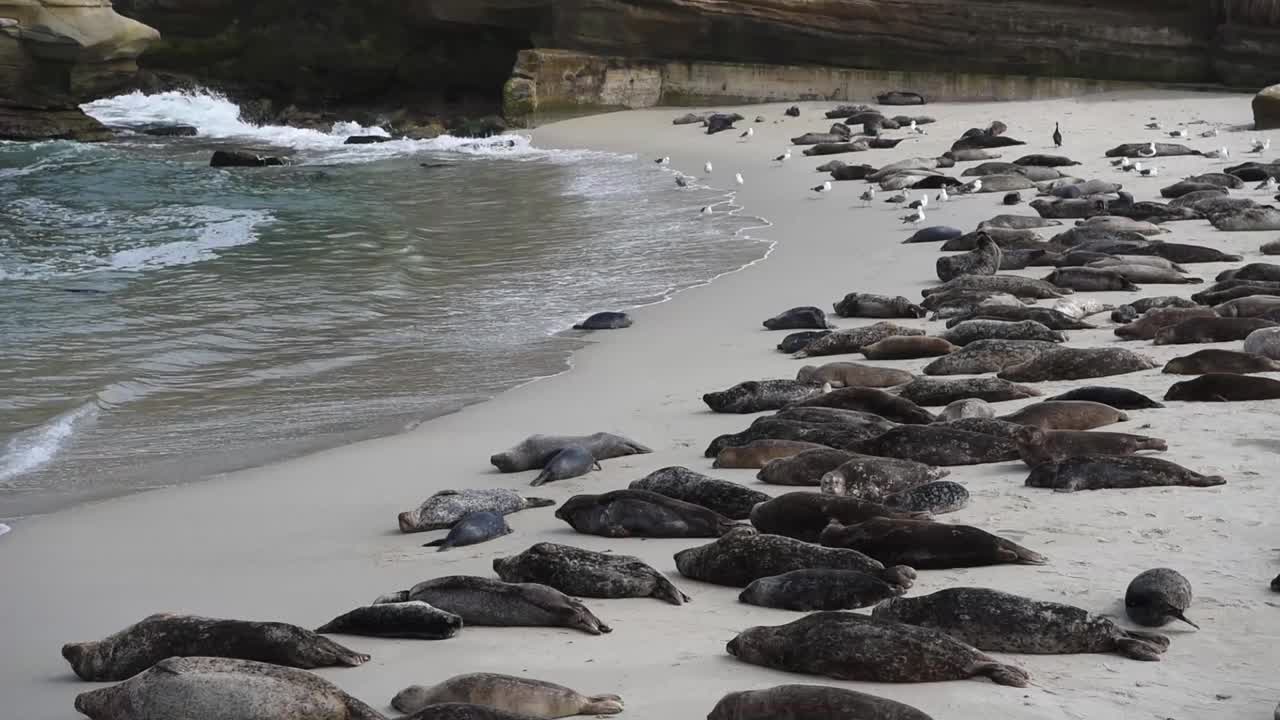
{"left": 749, "top": 491, "right": 923, "bottom": 543}
{"left": 555, "top": 489, "right": 740, "bottom": 537}
{"left": 673, "top": 526, "right": 915, "bottom": 588}
{"left": 756, "top": 448, "right": 858, "bottom": 486}
{"left": 708, "top": 684, "right": 934, "bottom": 720}
{"left": 374, "top": 575, "right": 611, "bottom": 635}
{"left": 861, "top": 336, "right": 958, "bottom": 360}
{"left": 999, "top": 400, "right": 1128, "bottom": 430}
{"left": 1013, "top": 426, "right": 1167, "bottom": 466}
{"left": 1153, "top": 317, "right": 1279, "bottom": 345}
{"left": 493, "top": 542, "right": 690, "bottom": 605}
{"left": 630, "top": 466, "right": 769, "bottom": 519}
{"left": 715, "top": 440, "right": 831, "bottom": 469}
{"left": 1025, "top": 455, "right": 1225, "bottom": 492}
{"left": 1164, "top": 373, "right": 1280, "bottom": 401}
{"left": 1162, "top": 349, "right": 1280, "bottom": 375}
{"left": 820, "top": 518, "right": 1046, "bottom": 569}
{"left": 1125, "top": 568, "right": 1199, "bottom": 629}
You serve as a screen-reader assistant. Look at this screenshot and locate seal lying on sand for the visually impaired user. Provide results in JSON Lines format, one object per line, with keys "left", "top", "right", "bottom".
{"left": 375, "top": 576, "right": 611, "bottom": 635}
{"left": 749, "top": 492, "right": 923, "bottom": 543}
{"left": 1162, "top": 349, "right": 1280, "bottom": 375}
{"left": 894, "top": 376, "right": 1040, "bottom": 406}
{"left": 715, "top": 440, "right": 831, "bottom": 469}
{"left": 424, "top": 511, "right": 512, "bottom": 550}
{"left": 797, "top": 361, "right": 913, "bottom": 388}
{"left": 922, "top": 339, "right": 1059, "bottom": 375}
{"left": 1000, "top": 401, "right": 1128, "bottom": 431}
{"left": 315, "top": 602, "right": 463, "bottom": 640}
{"left": 1126, "top": 568, "right": 1199, "bottom": 629}
{"left": 739, "top": 569, "right": 907, "bottom": 611}
{"left": 777, "top": 330, "right": 830, "bottom": 354}
{"left": 936, "top": 233, "right": 1002, "bottom": 282}
{"left": 833, "top": 292, "right": 925, "bottom": 318}
{"left": 820, "top": 454, "right": 949, "bottom": 500}
{"left": 996, "top": 347, "right": 1157, "bottom": 383}
{"left": 491, "top": 433, "right": 651, "bottom": 473}
{"left": 882, "top": 481, "right": 970, "bottom": 514}
{"left": 573, "top": 312, "right": 632, "bottom": 330}
{"left": 707, "top": 684, "right": 934, "bottom": 720}
{"left": 1044, "top": 386, "right": 1164, "bottom": 409}
{"left": 757, "top": 448, "right": 858, "bottom": 486}
{"left": 1164, "top": 373, "right": 1280, "bottom": 401}
{"left": 794, "top": 322, "right": 924, "bottom": 358}
{"left": 1013, "top": 426, "right": 1167, "bottom": 466}
{"left": 861, "top": 336, "right": 957, "bottom": 360}
{"left": 674, "top": 527, "right": 915, "bottom": 588}
{"left": 763, "top": 306, "right": 834, "bottom": 330}
{"left": 941, "top": 319, "right": 1066, "bottom": 346}
{"left": 555, "top": 489, "right": 739, "bottom": 537}
{"left": 62, "top": 613, "right": 370, "bottom": 681}
{"left": 72, "top": 657, "right": 383, "bottom": 720}
{"left": 873, "top": 587, "right": 1170, "bottom": 660}
{"left": 392, "top": 674, "right": 623, "bottom": 718}
{"left": 726, "top": 612, "right": 1030, "bottom": 686}
{"left": 791, "top": 387, "right": 936, "bottom": 424}
{"left": 1154, "top": 317, "right": 1279, "bottom": 345}
{"left": 399, "top": 489, "right": 554, "bottom": 534}
{"left": 494, "top": 542, "right": 690, "bottom": 605}
{"left": 821, "top": 518, "right": 1046, "bottom": 569}
{"left": 1025, "top": 456, "right": 1225, "bottom": 492}
{"left": 630, "top": 466, "right": 768, "bottom": 519}
{"left": 849, "top": 425, "right": 1020, "bottom": 466}
{"left": 703, "top": 379, "right": 826, "bottom": 413}
{"left": 532, "top": 447, "right": 599, "bottom": 486}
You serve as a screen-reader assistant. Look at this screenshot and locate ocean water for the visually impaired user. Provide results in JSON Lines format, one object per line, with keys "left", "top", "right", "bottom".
{"left": 0, "top": 91, "right": 768, "bottom": 520}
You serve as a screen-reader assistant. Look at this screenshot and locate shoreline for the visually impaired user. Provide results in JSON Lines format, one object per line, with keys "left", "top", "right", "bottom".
{"left": 2, "top": 90, "right": 1277, "bottom": 718}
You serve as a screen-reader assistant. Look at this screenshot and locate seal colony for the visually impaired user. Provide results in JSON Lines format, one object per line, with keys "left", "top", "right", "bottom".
{"left": 26, "top": 95, "right": 1280, "bottom": 720}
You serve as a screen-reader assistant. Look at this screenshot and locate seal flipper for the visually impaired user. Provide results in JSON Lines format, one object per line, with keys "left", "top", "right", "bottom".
{"left": 1121, "top": 628, "right": 1171, "bottom": 651}
{"left": 1166, "top": 608, "right": 1200, "bottom": 629}
{"left": 1115, "top": 637, "right": 1165, "bottom": 661}
{"left": 651, "top": 575, "right": 693, "bottom": 605}
{"left": 530, "top": 469, "right": 554, "bottom": 487}
{"left": 522, "top": 496, "right": 556, "bottom": 508}
{"left": 373, "top": 590, "right": 410, "bottom": 604}
{"left": 879, "top": 564, "right": 917, "bottom": 591}
{"left": 423, "top": 538, "right": 449, "bottom": 550}
{"left": 582, "top": 695, "right": 625, "bottom": 715}
{"left": 973, "top": 660, "right": 1031, "bottom": 687}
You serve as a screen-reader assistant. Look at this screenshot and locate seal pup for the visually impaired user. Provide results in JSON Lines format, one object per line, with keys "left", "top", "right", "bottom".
{"left": 794, "top": 322, "right": 925, "bottom": 358}
{"left": 756, "top": 448, "right": 858, "bottom": 486}
{"left": 882, "top": 481, "right": 970, "bottom": 514}
{"left": 1126, "top": 568, "right": 1199, "bottom": 629}
{"left": 392, "top": 674, "right": 622, "bottom": 718}
{"left": 895, "top": 376, "right": 1041, "bottom": 406}
{"left": 490, "top": 433, "right": 650, "bottom": 473}
{"left": 726, "top": 611, "right": 1030, "bottom": 686}
{"left": 703, "top": 379, "right": 826, "bottom": 413}
{"left": 996, "top": 347, "right": 1157, "bottom": 383}
{"left": 849, "top": 425, "right": 1020, "bottom": 466}
{"left": 715, "top": 440, "right": 831, "bottom": 469}
{"left": 832, "top": 292, "right": 925, "bottom": 318}
{"left": 494, "top": 542, "right": 688, "bottom": 605}
{"left": 861, "top": 336, "right": 957, "bottom": 360}
{"left": 1154, "top": 317, "right": 1279, "bottom": 345}
{"left": 674, "top": 526, "right": 915, "bottom": 588}
{"left": 1044, "top": 267, "right": 1140, "bottom": 292}
{"left": 1025, "top": 455, "right": 1225, "bottom": 492}
{"left": 941, "top": 319, "right": 1066, "bottom": 346}
{"left": 707, "top": 684, "right": 934, "bottom": 720}
{"left": 873, "top": 587, "right": 1170, "bottom": 660}
{"left": 999, "top": 401, "right": 1128, "bottom": 431}
{"left": 374, "top": 576, "right": 611, "bottom": 635}
{"left": 573, "top": 312, "right": 631, "bottom": 330}
{"left": 1013, "top": 426, "right": 1167, "bottom": 466}
{"left": 777, "top": 330, "right": 830, "bottom": 354}
{"left": 71, "top": 657, "right": 384, "bottom": 720}
{"left": 532, "top": 446, "right": 599, "bottom": 486}
{"left": 821, "top": 518, "right": 1047, "bottom": 568}
{"left": 936, "top": 233, "right": 1002, "bottom": 282}
{"left": 763, "top": 306, "right": 834, "bottom": 330}
{"left": 1162, "top": 349, "right": 1280, "bottom": 375}
{"left": 739, "top": 569, "right": 907, "bottom": 611}
{"left": 821, "top": 454, "right": 950, "bottom": 500}
{"left": 796, "top": 361, "right": 914, "bottom": 388}
{"left": 555, "top": 489, "right": 739, "bottom": 537}
{"left": 62, "top": 613, "right": 370, "bottom": 681}
{"left": 425, "top": 511, "right": 512, "bottom": 551}
{"left": 315, "top": 602, "right": 463, "bottom": 640}
{"left": 1044, "top": 386, "right": 1164, "bottom": 409}
{"left": 1165, "top": 373, "right": 1280, "bottom": 401}
{"left": 749, "top": 491, "right": 923, "bottom": 543}
{"left": 790, "top": 387, "right": 936, "bottom": 424}
{"left": 630, "top": 466, "right": 768, "bottom": 519}
{"left": 399, "top": 489, "right": 554, "bottom": 534}
{"left": 922, "top": 339, "right": 1059, "bottom": 375}
{"left": 1245, "top": 326, "right": 1280, "bottom": 359}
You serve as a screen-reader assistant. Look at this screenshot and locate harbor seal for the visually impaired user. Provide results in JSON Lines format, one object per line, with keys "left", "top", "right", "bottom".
{"left": 1025, "top": 455, "right": 1225, "bottom": 492}
{"left": 882, "top": 481, "right": 970, "bottom": 514}
{"left": 941, "top": 319, "right": 1066, "bottom": 346}
{"left": 555, "top": 489, "right": 739, "bottom": 537}
{"left": 716, "top": 440, "right": 831, "bottom": 469}
{"left": 773, "top": 407, "right": 900, "bottom": 430}
{"left": 72, "top": 657, "right": 383, "bottom": 720}
{"left": 944, "top": 305, "right": 1093, "bottom": 331}
{"left": 674, "top": 526, "right": 915, "bottom": 588}
{"left": 726, "top": 611, "right": 1030, "bottom": 686}
{"left": 490, "top": 433, "right": 651, "bottom": 473}
{"left": 532, "top": 447, "right": 599, "bottom": 486}
{"left": 1215, "top": 295, "right": 1280, "bottom": 317}
{"left": 790, "top": 387, "right": 936, "bottom": 424}
{"left": 923, "top": 274, "right": 1069, "bottom": 299}
{"left": 1114, "top": 307, "right": 1217, "bottom": 340}
{"left": 424, "top": 511, "right": 512, "bottom": 551}
{"left": 820, "top": 454, "right": 950, "bottom": 500}
{"left": 996, "top": 347, "right": 1157, "bottom": 382}
{"left": 757, "top": 448, "right": 858, "bottom": 486}
{"left": 1125, "top": 568, "right": 1199, "bottom": 629}
{"left": 493, "top": 542, "right": 689, "bottom": 605}
{"left": 1164, "top": 373, "right": 1280, "bottom": 401}
{"left": 315, "top": 602, "right": 463, "bottom": 640}
{"left": 796, "top": 361, "right": 913, "bottom": 388}
{"left": 1154, "top": 317, "right": 1279, "bottom": 345}
{"left": 398, "top": 489, "right": 555, "bottom": 534}
{"left": 821, "top": 518, "right": 1046, "bottom": 568}
{"left": 393, "top": 674, "right": 622, "bottom": 717}
{"left": 904, "top": 225, "right": 963, "bottom": 244}
{"left": 707, "top": 684, "right": 934, "bottom": 720}
{"left": 873, "top": 588, "right": 1170, "bottom": 660}
{"left": 848, "top": 425, "right": 1020, "bottom": 465}
{"left": 936, "top": 233, "right": 1002, "bottom": 282}
{"left": 374, "top": 576, "right": 611, "bottom": 635}
{"left": 895, "top": 376, "right": 1041, "bottom": 406}
{"left": 936, "top": 417, "right": 1028, "bottom": 440}
{"left": 630, "top": 466, "right": 769, "bottom": 519}
{"left": 833, "top": 292, "right": 925, "bottom": 318}
{"left": 1163, "top": 349, "right": 1280, "bottom": 374}
{"left": 861, "top": 336, "right": 957, "bottom": 360}
{"left": 794, "top": 322, "right": 925, "bottom": 358}
{"left": 703, "top": 419, "right": 839, "bottom": 457}
{"left": 1044, "top": 267, "right": 1140, "bottom": 292}
{"left": 777, "top": 330, "right": 831, "bottom": 354}
{"left": 1210, "top": 207, "right": 1280, "bottom": 231}
{"left": 1013, "top": 426, "right": 1167, "bottom": 466}
{"left": 1095, "top": 264, "right": 1202, "bottom": 286}
{"left": 1245, "top": 326, "right": 1280, "bottom": 359}
{"left": 703, "top": 379, "right": 826, "bottom": 413}
{"left": 763, "top": 306, "right": 834, "bottom": 330}
{"left": 749, "top": 491, "right": 922, "bottom": 543}
{"left": 1044, "top": 386, "right": 1165, "bottom": 409}
{"left": 573, "top": 312, "right": 632, "bottom": 330}
{"left": 922, "top": 339, "right": 1059, "bottom": 375}
{"left": 999, "top": 401, "right": 1128, "bottom": 430}
{"left": 739, "top": 569, "right": 907, "bottom": 611}
{"left": 980, "top": 214, "right": 1063, "bottom": 230}
{"left": 937, "top": 398, "right": 995, "bottom": 421}
{"left": 62, "top": 614, "right": 371, "bottom": 681}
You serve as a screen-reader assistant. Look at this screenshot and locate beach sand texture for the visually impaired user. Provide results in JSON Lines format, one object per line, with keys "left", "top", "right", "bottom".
{"left": 2, "top": 90, "right": 1278, "bottom": 718}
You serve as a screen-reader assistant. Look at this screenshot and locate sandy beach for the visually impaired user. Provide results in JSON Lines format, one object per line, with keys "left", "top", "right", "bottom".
{"left": 3, "top": 89, "right": 1279, "bottom": 718}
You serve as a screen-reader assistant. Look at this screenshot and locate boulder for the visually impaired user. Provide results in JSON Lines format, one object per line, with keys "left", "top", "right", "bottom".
{"left": 1254, "top": 84, "right": 1280, "bottom": 131}
{"left": 210, "top": 150, "right": 287, "bottom": 168}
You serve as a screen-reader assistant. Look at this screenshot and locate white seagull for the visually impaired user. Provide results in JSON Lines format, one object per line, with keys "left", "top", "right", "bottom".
{"left": 1258, "top": 177, "right": 1278, "bottom": 191}
{"left": 1137, "top": 142, "right": 1157, "bottom": 158}
{"left": 1251, "top": 137, "right": 1271, "bottom": 153}
{"left": 964, "top": 178, "right": 983, "bottom": 194}
{"left": 1133, "top": 161, "right": 1144, "bottom": 174}
{"left": 700, "top": 206, "right": 713, "bottom": 216}
{"left": 735, "top": 173, "right": 744, "bottom": 186}
{"left": 655, "top": 156, "right": 670, "bottom": 165}
{"left": 860, "top": 187, "right": 876, "bottom": 206}
{"left": 1119, "top": 157, "right": 1133, "bottom": 170}
{"left": 812, "top": 181, "right": 832, "bottom": 195}
{"left": 901, "top": 207, "right": 925, "bottom": 225}
{"left": 704, "top": 161, "right": 714, "bottom": 174}
{"left": 1139, "top": 166, "right": 1159, "bottom": 177}
{"left": 740, "top": 127, "right": 754, "bottom": 140}
{"left": 908, "top": 194, "right": 929, "bottom": 210}
{"left": 936, "top": 187, "right": 950, "bottom": 203}
{"left": 1169, "top": 129, "right": 1188, "bottom": 138}
{"left": 1201, "top": 128, "right": 1220, "bottom": 138}
{"left": 1146, "top": 121, "right": 1162, "bottom": 130}
{"left": 773, "top": 149, "right": 791, "bottom": 162}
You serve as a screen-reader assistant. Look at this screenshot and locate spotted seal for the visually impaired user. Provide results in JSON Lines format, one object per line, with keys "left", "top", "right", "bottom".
{"left": 703, "top": 379, "right": 826, "bottom": 413}
{"left": 873, "top": 587, "right": 1170, "bottom": 660}
{"left": 315, "top": 602, "right": 463, "bottom": 640}
{"left": 849, "top": 425, "right": 1020, "bottom": 466}
{"left": 819, "top": 454, "right": 949, "bottom": 501}
{"left": 1012, "top": 426, "right": 1167, "bottom": 466}
{"left": 756, "top": 448, "right": 858, "bottom": 486}
{"left": 943, "top": 305, "right": 1093, "bottom": 331}
{"left": 821, "top": 518, "right": 1046, "bottom": 568}
{"left": 790, "top": 387, "right": 936, "bottom": 424}
{"left": 922, "top": 339, "right": 1059, "bottom": 375}
{"left": 749, "top": 491, "right": 923, "bottom": 543}
{"left": 881, "top": 480, "right": 970, "bottom": 514}
{"left": 777, "top": 330, "right": 831, "bottom": 354}
{"left": 895, "top": 376, "right": 1041, "bottom": 406}
{"left": 708, "top": 684, "right": 934, "bottom": 720}
{"left": 1044, "top": 386, "right": 1165, "bottom": 409}
{"left": 1111, "top": 296, "right": 1199, "bottom": 323}
{"left": 861, "top": 336, "right": 958, "bottom": 360}
{"left": 1154, "top": 317, "right": 1279, "bottom": 345}
{"left": 374, "top": 576, "right": 611, "bottom": 635}
{"left": 399, "top": 489, "right": 555, "bottom": 534}
{"left": 763, "top": 306, "right": 834, "bottom": 330}
{"left": 630, "top": 466, "right": 769, "bottom": 519}
{"left": 796, "top": 361, "right": 914, "bottom": 388}
{"left": 1162, "top": 349, "right": 1280, "bottom": 374}
{"left": 1125, "top": 568, "right": 1199, "bottom": 629}
{"left": 936, "top": 233, "right": 1002, "bottom": 283}
{"left": 1114, "top": 307, "right": 1216, "bottom": 340}
{"left": 997, "top": 347, "right": 1157, "bottom": 383}
{"left": 794, "top": 322, "right": 925, "bottom": 358}
{"left": 490, "top": 433, "right": 651, "bottom": 473}
{"left": 1215, "top": 295, "right": 1280, "bottom": 317}
{"left": 937, "top": 398, "right": 995, "bottom": 421}
{"left": 392, "top": 674, "right": 622, "bottom": 718}
{"left": 739, "top": 569, "right": 907, "bottom": 611}
{"left": 555, "top": 489, "right": 739, "bottom": 537}
{"left": 673, "top": 526, "right": 915, "bottom": 588}
{"left": 493, "top": 542, "right": 689, "bottom": 605}
{"left": 999, "top": 401, "right": 1128, "bottom": 430}
{"left": 424, "top": 511, "right": 512, "bottom": 551}
{"left": 1025, "top": 455, "right": 1225, "bottom": 492}
{"left": 1164, "top": 372, "right": 1280, "bottom": 401}
{"left": 941, "top": 319, "right": 1066, "bottom": 346}
{"left": 1044, "top": 267, "right": 1140, "bottom": 292}
{"left": 832, "top": 292, "right": 926, "bottom": 318}
{"left": 922, "top": 274, "right": 1069, "bottom": 299}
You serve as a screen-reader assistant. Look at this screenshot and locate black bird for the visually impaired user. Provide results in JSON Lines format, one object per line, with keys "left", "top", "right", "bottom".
{"left": 1052, "top": 122, "right": 1063, "bottom": 147}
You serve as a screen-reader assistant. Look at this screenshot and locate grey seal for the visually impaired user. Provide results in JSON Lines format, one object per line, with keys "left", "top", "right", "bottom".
{"left": 1013, "top": 426, "right": 1167, "bottom": 466}
{"left": 739, "top": 569, "right": 907, "bottom": 611}
{"left": 922, "top": 339, "right": 1059, "bottom": 375}
{"left": 895, "top": 376, "right": 1041, "bottom": 406}
{"left": 996, "top": 347, "right": 1158, "bottom": 382}
{"left": 923, "top": 274, "right": 1069, "bottom": 299}
{"left": 904, "top": 225, "right": 963, "bottom": 244}
{"left": 1025, "top": 455, "right": 1225, "bottom": 492}
{"left": 821, "top": 518, "right": 1047, "bottom": 568}
{"left": 777, "top": 330, "right": 830, "bottom": 354}
{"left": 392, "top": 674, "right": 622, "bottom": 718}
{"left": 820, "top": 454, "right": 950, "bottom": 500}
{"left": 881, "top": 480, "right": 970, "bottom": 514}
{"left": 62, "top": 613, "right": 371, "bottom": 682}
{"left": 943, "top": 305, "right": 1093, "bottom": 331}
{"left": 1245, "top": 326, "right": 1280, "bottom": 359}
{"left": 555, "top": 489, "right": 738, "bottom": 537}
{"left": 790, "top": 387, "right": 936, "bottom": 424}
{"left": 532, "top": 446, "right": 599, "bottom": 486}
{"left": 1210, "top": 206, "right": 1280, "bottom": 231}
{"left": 849, "top": 425, "right": 1020, "bottom": 465}
{"left": 874, "top": 587, "right": 1170, "bottom": 660}
{"left": 703, "top": 379, "right": 826, "bottom": 413}
{"left": 72, "top": 657, "right": 382, "bottom": 720}
{"left": 1164, "top": 372, "right": 1280, "bottom": 401}
{"left": 1126, "top": 568, "right": 1199, "bottom": 629}
{"left": 1096, "top": 263, "right": 1202, "bottom": 285}
{"left": 399, "top": 489, "right": 554, "bottom": 534}
{"left": 936, "top": 232, "right": 1002, "bottom": 282}
{"left": 374, "top": 576, "right": 611, "bottom": 635}
{"left": 1163, "top": 349, "right": 1280, "bottom": 374}
{"left": 749, "top": 491, "right": 923, "bottom": 543}
{"left": 763, "top": 306, "right": 834, "bottom": 330}
{"left": 941, "top": 319, "right": 1066, "bottom": 346}
{"left": 1215, "top": 295, "right": 1280, "bottom": 317}
{"left": 794, "top": 322, "right": 924, "bottom": 358}
{"left": 316, "top": 601, "right": 463, "bottom": 640}
{"left": 726, "top": 611, "right": 1030, "bottom": 686}
{"left": 674, "top": 526, "right": 915, "bottom": 588}
{"left": 573, "top": 312, "right": 632, "bottom": 330}
{"left": 424, "top": 511, "right": 512, "bottom": 551}
{"left": 1044, "top": 386, "right": 1165, "bottom": 409}
{"left": 703, "top": 416, "right": 887, "bottom": 457}
{"left": 1044, "top": 267, "right": 1140, "bottom": 292}
{"left": 708, "top": 684, "right": 933, "bottom": 720}
{"left": 715, "top": 440, "right": 831, "bottom": 468}
{"left": 1114, "top": 307, "right": 1216, "bottom": 340}
{"left": 797, "top": 361, "right": 914, "bottom": 388}
{"left": 756, "top": 447, "right": 858, "bottom": 486}
{"left": 937, "top": 398, "right": 995, "bottom": 421}
{"left": 490, "top": 433, "right": 651, "bottom": 473}
{"left": 493, "top": 542, "right": 689, "bottom": 605}
{"left": 833, "top": 292, "right": 925, "bottom": 318}
{"left": 980, "top": 213, "right": 1063, "bottom": 230}
{"left": 999, "top": 401, "right": 1128, "bottom": 430}
{"left": 861, "top": 336, "right": 958, "bottom": 360}
{"left": 630, "top": 466, "right": 768, "bottom": 519}
{"left": 1154, "top": 317, "right": 1279, "bottom": 345}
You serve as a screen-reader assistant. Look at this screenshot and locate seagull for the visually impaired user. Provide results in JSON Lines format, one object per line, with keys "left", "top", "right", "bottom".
{"left": 901, "top": 207, "right": 925, "bottom": 225}
{"left": 1120, "top": 157, "right": 1134, "bottom": 171}
{"left": 700, "top": 206, "right": 713, "bottom": 216}
{"left": 1133, "top": 161, "right": 1144, "bottom": 174}
{"left": 961, "top": 179, "right": 983, "bottom": 194}
{"left": 735, "top": 173, "right": 744, "bottom": 186}
{"left": 812, "top": 181, "right": 832, "bottom": 195}
{"left": 1200, "top": 128, "right": 1220, "bottom": 138}
{"left": 1052, "top": 122, "right": 1062, "bottom": 147}
{"left": 1257, "top": 177, "right": 1278, "bottom": 191}
{"left": 1251, "top": 138, "right": 1271, "bottom": 153}
{"left": 655, "top": 156, "right": 670, "bottom": 165}
{"left": 1110, "top": 158, "right": 1125, "bottom": 167}
{"left": 1169, "top": 129, "right": 1188, "bottom": 138}
{"left": 740, "top": 127, "right": 754, "bottom": 139}
{"left": 676, "top": 176, "right": 689, "bottom": 188}
{"left": 908, "top": 194, "right": 929, "bottom": 210}
{"left": 936, "top": 187, "right": 950, "bottom": 203}
{"left": 704, "top": 161, "right": 714, "bottom": 174}
{"left": 860, "top": 187, "right": 876, "bottom": 205}
{"left": 1137, "top": 142, "right": 1157, "bottom": 158}
{"left": 773, "top": 149, "right": 791, "bottom": 162}
{"left": 1139, "top": 166, "right": 1159, "bottom": 177}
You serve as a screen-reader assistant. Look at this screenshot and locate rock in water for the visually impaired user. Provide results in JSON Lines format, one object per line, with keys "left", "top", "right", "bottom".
{"left": 210, "top": 150, "right": 286, "bottom": 167}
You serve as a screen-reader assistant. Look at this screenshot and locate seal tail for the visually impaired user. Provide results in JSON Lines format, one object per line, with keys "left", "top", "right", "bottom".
{"left": 973, "top": 660, "right": 1031, "bottom": 687}
{"left": 523, "top": 497, "right": 556, "bottom": 508}
{"left": 1115, "top": 637, "right": 1166, "bottom": 661}
{"left": 1168, "top": 608, "right": 1200, "bottom": 629}
{"left": 1190, "top": 474, "right": 1227, "bottom": 487}
{"left": 530, "top": 469, "right": 553, "bottom": 487}
{"left": 879, "top": 564, "right": 917, "bottom": 591}
{"left": 582, "top": 695, "right": 625, "bottom": 715}
{"left": 652, "top": 576, "right": 693, "bottom": 606}
{"left": 423, "top": 538, "right": 451, "bottom": 551}
{"left": 1006, "top": 541, "right": 1048, "bottom": 565}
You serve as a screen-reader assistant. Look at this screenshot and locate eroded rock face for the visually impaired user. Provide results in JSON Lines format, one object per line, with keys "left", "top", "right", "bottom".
{"left": 1255, "top": 84, "right": 1280, "bottom": 131}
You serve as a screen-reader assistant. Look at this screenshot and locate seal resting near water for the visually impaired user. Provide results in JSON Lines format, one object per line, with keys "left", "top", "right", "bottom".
{"left": 374, "top": 576, "right": 611, "bottom": 635}
{"left": 72, "top": 657, "right": 383, "bottom": 720}
{"left": 1025, "top": 455, "right": 1225, "bottom": 492}
{"left": 703, "top": 379, "right": 826, "bottom": 413}
{"left": 62, "top": 613, "right": 370, "bottom": 682}
{"left": 1164, "top": 373, "right": 1280, "bottom": 401}
{"left": 707, "top": 684, "right": 934, "bottom": 720}
{"left": 794, "top": 322, "right": 924, "bottom": 358}
{"left": 999, "top": 401, "right": 1128, "bottom": 430}
{"left": 726, "top": 611, "right": 1030, "bottom": 686}
{"left": 820, "top": 454, "right": 950, "bottom": 500}
{"left": 555, "top": 489, "right": 739, "bottom": 537}
{"left": 749, "top": 491, "right": 923, "bottom": 543}
{"left": 1126, "top": 568, "right": 1199, "bottom": 629}
{"left": 630, "top": 466, "right": 768, "bottom": 519}
{"left": 832, "top": 292, "right": 925, "bottom": 318}
{"left": 922, "top": 339, "right": 1059, "bottom": 375}
{"left": 493, "top": 542, "right": 690, "bottom": 605}
{"left": 424, "top": 511, "right": 512, "bottom": 550}
{"left": 821, "top": 518, "right": 1046, "bottom": 569}
{"left": 315, "top": 602, "right": 463, "bottom": 640}
{"left": 763, "top": 306, "right": 834, "bottom": 330}
{"left": 392, "top": 674, "right": 623, "bottom": 718}
{"left": 1013, "top": 426, "right": 1166, "bottom": 466}
{"left": 674, "top": 526, "right": 915, "bottom": 588}
{"left": 573, "top": 312, "right": 631, "bottom": 330}
{"left": 739, "top": 569, "right": 907, "bottom": 611}
{"left": 490, "top": 433, "right": 651, "bottom": 473}
{"left": 399, "top": 489, "right": 554, "bottom": 533}
{"left": 873, "top": 587, "right": 1170, "bottom": 660}
{"left": 532, "top": 446, "right": 599, "bottom": 486}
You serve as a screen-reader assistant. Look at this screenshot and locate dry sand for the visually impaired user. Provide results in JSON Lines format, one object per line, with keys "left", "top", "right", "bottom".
{"left": 3, "top": 90, "right": 1279, "bottom": 718}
